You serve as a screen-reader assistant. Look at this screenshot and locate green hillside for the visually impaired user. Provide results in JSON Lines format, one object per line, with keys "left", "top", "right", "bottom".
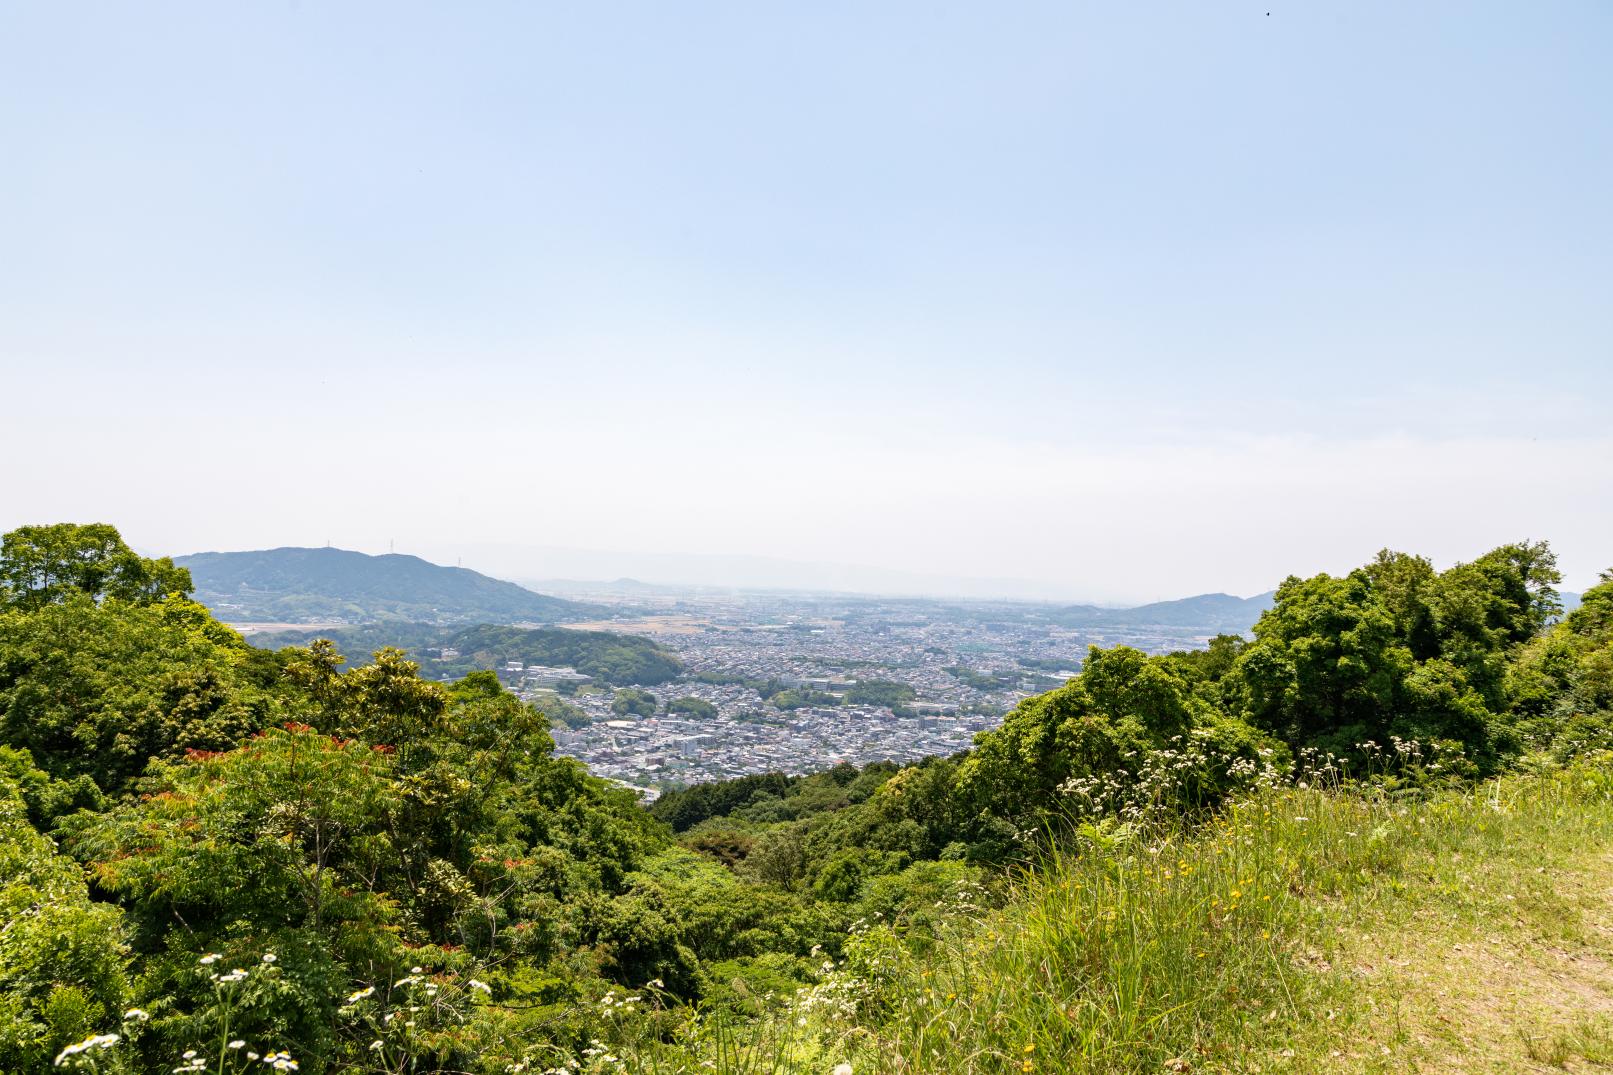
{"left": 252, "top": 621, "right": 684, "bottom": 685}
{"left": 2, "top": 523, "right": 1610, "bottom": 1075}
{"left": 175, "top": 545, "right": 596, "bottom": 624}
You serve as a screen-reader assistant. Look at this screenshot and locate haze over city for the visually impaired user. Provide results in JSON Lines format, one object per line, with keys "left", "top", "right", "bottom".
{"left": 3, "top": 2, "right": 1609, "bottom": 601}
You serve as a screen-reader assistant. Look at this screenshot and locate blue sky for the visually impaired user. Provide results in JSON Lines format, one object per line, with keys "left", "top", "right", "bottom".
{"left": 2, "top": 2, "right": 1609, "bottom": 600}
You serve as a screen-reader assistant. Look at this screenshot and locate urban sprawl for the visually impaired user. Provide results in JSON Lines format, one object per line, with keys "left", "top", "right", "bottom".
{"left": 492, "top": 590, "right": 1223, "bottom": 800}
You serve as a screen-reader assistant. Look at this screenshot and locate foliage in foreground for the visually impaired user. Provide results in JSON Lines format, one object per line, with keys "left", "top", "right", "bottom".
{"left": 0, "top": 523, "right": 1608, "bottom": 1073}
{"left": 570, "top": 756, "right": 1613, "bottom": 1074}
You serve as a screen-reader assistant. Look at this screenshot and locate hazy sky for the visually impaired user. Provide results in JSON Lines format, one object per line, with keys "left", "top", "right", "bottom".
{"left": 3, "top": 2, "right": 1609, "bottom": 601}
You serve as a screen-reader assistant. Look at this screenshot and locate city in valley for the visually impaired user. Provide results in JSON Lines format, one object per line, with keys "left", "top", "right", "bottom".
{"left": 489, "top": 585, "right": 1243, "bottom": 798}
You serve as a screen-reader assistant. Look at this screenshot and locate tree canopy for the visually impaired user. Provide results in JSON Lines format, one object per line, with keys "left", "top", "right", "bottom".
{"left": 0, "top": 523, "right": 190, "bottom": 611}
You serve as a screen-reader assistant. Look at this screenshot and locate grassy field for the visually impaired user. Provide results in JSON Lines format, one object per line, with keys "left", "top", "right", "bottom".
{"left": 633, "top": 758, "right": 1613, "bottom": 1074}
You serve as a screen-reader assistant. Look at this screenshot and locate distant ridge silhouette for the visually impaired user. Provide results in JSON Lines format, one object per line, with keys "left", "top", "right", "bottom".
{"left": 175, "top": 546, "right": 595, "bottom": 625}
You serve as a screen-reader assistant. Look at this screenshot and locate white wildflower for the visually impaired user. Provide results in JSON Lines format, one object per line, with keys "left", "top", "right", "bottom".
{"left": 54, "top": 1033, "right": 120, "bottom": 1066}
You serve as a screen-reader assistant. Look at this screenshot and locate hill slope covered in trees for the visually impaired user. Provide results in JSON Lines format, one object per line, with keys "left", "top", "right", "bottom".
{"left": 250, "top": 621, "right": 684, "bottom": 685}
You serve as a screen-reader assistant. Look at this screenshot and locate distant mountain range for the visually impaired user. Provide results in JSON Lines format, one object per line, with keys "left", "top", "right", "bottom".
{"left": 175, "top": 547, "right": 596, "bottom": 625}
{"left": 172, "top": 544, "right": 1582, "bottom": 637}
{"left": 1049, "top": 589, "right": 1581, "bottom": 635}
{"left": 1049, "top": 592, "right": 1278, "bottom": 633}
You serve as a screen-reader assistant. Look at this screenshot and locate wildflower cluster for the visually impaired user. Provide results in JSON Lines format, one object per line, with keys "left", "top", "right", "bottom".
{"left": 785, "top": 916, "right": 908, "bottom": 1031}
{"left": 1060, "top": 734, "right": 1479, "bottom": 830}
{"left": 596, "top": 989, "right": 643, "bottom": 1016}
{"left": 1058, "top": 730, "right": 1286, "bottom": 821}
{"left": 339, "top": 962, "right": 495, "bottom": 1068}
{"left": 505, "top": 979, "right": 673, "bottom": 1075}
{"left": 1351, "top": 736, "right": 1475, "bottom": 785}
{"left": 55, "top": 951, "right": 304, "bottom": 1075}
{"left": 932, "top": 877, "right": 991, "bottom": 917}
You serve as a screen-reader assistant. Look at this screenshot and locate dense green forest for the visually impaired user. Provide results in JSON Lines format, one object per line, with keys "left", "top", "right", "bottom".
{"left": 252, "top": 622, "right": 683, "bottom": 686}
{"left": 1, "top": 523, "right": 1609, "bottom": 1073}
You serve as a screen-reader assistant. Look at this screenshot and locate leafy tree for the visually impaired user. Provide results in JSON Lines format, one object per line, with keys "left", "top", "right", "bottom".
{"left": 0, "top": 595, "right": 285, "bottom": 792}
{"left": 945, "top": 666, "right": 1012, "bottom": 690}
{"left": 611, "top": 688, "right": 658, "bottom": 717}
{"left": 0, "top": 760, "right": 130, "bottom": 1072}
{"left": 66, "top": 655, "right": 663, "bottom": 946}
{"left": 843, "top": 680, "right": 916, "bottom": 708}
{"left": 1235, "top": 543, "right": 1561, "bottom": 767}
{"left": 593, "top": 849, "right": 831, "bottom": 989}
{"left": 962, "top": 648, "right": 1181, "bottom": 814}
{"left": 767, "top": 687, "right": 838, "bottom": 710}
{"left": 741, "top": 825, "right": 811, "bottom": 889}
{"left": 683, "top": 828, "right": 755, "bottom": 869}
{"left": 1234, "top": 570, "right": 1411, "bottom": 753}
{"left": 858, "top": 858, "right": 984, "bottom": 941}
{"left": 1462, "top": 541, "right": 1562, "bottom": 644}
{"left": 1428, "top": 542, "right": 1561, "bottom": 710}
{"left": 286, "top": 642, "right": 448, "bottom": 768}
{"left": 1080, "top": 645, "right": 1200, "bottom": 738}
{"left": 0, "top": 523, "right": 190, "bottom": 611}
{"left": 812, "top": 847, "right": 910, "bottom": 903}
{"left": 955, "top": 644, "right": 1278, "bottom": 853}
{"left": 529, "top": 690, "right": 595, "bottom": 729}
{"left": 1364, "top": 549, "right": 1441, "bottom": 660}
{"left": 1161, "top": 634, "right": 1246, "bottom": 704}
{"left": 69, "top": 729, "right": 402, "bottom": 953}
{"left": 1506, "top": 569, "right": 1613, "bottom": 752}
{"left": 667, "top": 696, "right": 717, "bottom": 719}
{"left": 652, "top": 772, "right": 795, "bottom": 832}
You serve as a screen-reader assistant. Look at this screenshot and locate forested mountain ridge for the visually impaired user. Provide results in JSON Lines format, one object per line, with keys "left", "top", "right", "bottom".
{"left": 175, "top": 545, "right": 596, "bottom": 624}
{"left": 1, "top": 522, "right": 1609, "bottom": 1074}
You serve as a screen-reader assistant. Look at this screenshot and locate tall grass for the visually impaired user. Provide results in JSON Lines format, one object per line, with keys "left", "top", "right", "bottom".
{"left": 632, "top": 757, "right": 1613, "bottom": 1074}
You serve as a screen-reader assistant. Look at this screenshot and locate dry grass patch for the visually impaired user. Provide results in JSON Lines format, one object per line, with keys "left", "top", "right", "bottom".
{"left": 1259, "top": 812, "right": 1613, "bottom": 1073}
